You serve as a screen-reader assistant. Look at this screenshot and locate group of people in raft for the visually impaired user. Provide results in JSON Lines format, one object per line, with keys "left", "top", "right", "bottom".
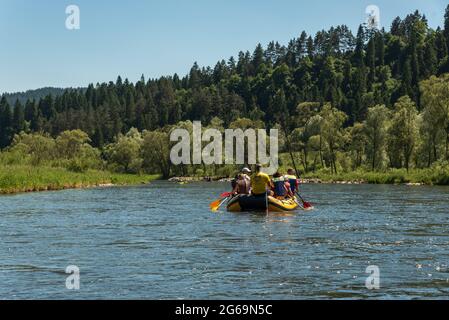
{"left": 230, "top": 164, "right": 299, "bottom": 200}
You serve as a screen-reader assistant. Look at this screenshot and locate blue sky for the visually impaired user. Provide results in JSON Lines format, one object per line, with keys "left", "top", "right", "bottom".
{"left": 0, "top": 0, "right": 447, "bottom": 93}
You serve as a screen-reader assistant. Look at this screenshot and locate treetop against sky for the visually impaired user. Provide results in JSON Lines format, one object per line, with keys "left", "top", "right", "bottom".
{"left": 0, "top": 0, "right": 447, "bottom": 93}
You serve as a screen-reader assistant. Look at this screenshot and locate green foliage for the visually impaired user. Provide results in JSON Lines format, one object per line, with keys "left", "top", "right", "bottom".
{"left": 364, "top": 105, "right": 390, "bottom": 170}
{"left": 5, "top": 130, "right": 102, "bottom": 172}
{"left": 1, "top": 8, "right": 449, "bottom": 185}
{"left": 0, "top": 9, "right": 446, "bottom": 148}
{"left": 229, "top": 117, "right": 265, "bottom": 130}
{"left": 10, "top": 132, "right": 56, "bottom": 166}
{"left": 420, "top": 74, "right": 449, "bottom": 160}
{"left": 319, "top": 104, "right": 347, "bottom": 174}
{"left": 387, "top": 96, "right": 419, "bottom": 170}
{"left": 56, "top": 130, "right": 91, "bottom": 159}
{"left": 104, "top": 128, "right": 143, "bottom": 173}
{"left": 141, "top": 130, "right": 171, "bottom": 178}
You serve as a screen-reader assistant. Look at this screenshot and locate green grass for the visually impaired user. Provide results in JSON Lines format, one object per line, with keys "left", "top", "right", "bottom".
{"left": 301, "top": 168, "right": 449, "bottom": 185}
{"left": 277, "top": 152, "right": 449, "bottom": 185}
{"left": 0, "top": 165, "right": 160, "bottom": 194}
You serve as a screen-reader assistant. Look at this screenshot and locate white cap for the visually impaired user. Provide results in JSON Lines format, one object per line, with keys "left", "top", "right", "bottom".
{"left": 242, "top": 167, "right": 251, "bottom": 173}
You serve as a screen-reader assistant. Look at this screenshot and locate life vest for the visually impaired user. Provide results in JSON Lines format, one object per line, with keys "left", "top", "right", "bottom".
{"left": 284, "top": 175, "right": 298, "bottom": 193}
{"left": 273, "top": 176, "right": 286, "bottom": 196}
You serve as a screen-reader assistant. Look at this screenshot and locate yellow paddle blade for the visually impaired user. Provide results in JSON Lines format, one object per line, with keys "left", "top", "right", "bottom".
{"left": 209, "top": 199, "right": 222, "bottom": 211}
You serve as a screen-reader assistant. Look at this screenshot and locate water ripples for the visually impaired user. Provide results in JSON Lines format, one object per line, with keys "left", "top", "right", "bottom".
{"left": 0, "top": 182, "right": 449, "bottom": 299}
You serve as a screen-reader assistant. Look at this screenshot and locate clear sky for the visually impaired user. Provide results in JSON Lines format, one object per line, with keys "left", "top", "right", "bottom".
{"left": 0, "top": 0, "right": 447, "bottom": 93}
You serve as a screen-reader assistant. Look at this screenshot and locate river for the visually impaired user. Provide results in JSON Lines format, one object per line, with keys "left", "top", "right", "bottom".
{"left": 1, "top": 182, "right": 449, "bottom": 299}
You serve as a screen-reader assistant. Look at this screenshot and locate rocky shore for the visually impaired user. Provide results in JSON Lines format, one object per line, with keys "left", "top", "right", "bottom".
{"left": 168, "top": 176, "right": 425, "bottom": 186}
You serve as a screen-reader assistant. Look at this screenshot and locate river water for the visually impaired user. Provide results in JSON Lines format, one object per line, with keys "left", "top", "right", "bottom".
{"left": 1, "top": 182, "right": 449, "bottom": 299}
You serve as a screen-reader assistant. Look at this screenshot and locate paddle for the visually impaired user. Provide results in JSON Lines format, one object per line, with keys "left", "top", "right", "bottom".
{"left": 265, "top": 188, "right": 269, "bottom": 216}
{"left": 296, "top": 191, "right": 313, "bottom": 210}
{"left": 210, "top": 195, "right": 231, "bottom": 212}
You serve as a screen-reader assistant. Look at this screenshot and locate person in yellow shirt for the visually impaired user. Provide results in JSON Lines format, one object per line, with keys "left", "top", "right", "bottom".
{"left": 251, "top": 164, "right": 274, "bottom": 196}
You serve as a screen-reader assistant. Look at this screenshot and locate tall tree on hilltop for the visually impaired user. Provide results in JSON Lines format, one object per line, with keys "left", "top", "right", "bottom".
{"left": 445, "top": 4, "right": 449, "bottom": 53}
{"left": 0, "top": 97, "right": 13, "bottom": 148}
{"left": 366, "top": 36, "right": 376, "bottom": 90}
{"left": 435, "top": 27, "right": 448, "bottom": 61}
{"left": 252, "top": 43, "right": 265, "bottom": 71}
{"left": 13, "top": 100, "right": 26, "bottom": 134}
{"left": 401, "top": 59, "right": 414, "bottom": 100}
{"left": 375, "top": 31, "right": 385, "bottom": 66}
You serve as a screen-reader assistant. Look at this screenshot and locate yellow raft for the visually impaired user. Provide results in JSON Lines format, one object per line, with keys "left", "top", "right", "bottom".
{"left": 226, "top": 194, "right": 299, "bottom": 212}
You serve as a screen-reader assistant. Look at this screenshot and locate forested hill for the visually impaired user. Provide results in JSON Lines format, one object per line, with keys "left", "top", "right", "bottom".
{"left": 1, "top": 7, "right": 449, "bottom": 150}
{"left": 3, "top": 87, "right": 71, "bottom": 105}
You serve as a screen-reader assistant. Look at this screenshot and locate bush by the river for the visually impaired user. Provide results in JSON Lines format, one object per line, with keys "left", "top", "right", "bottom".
{"left": 0, "top": 129, "right": 161, "bottom": 193}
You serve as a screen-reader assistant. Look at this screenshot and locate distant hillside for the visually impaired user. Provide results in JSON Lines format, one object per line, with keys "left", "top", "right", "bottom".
{"left": 2, "top": 87, "right": 79, "bottom": 105}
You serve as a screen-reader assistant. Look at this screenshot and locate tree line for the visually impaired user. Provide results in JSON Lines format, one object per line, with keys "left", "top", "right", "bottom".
{"left": 1, "top": 7, "right": 449, "bottom": 177}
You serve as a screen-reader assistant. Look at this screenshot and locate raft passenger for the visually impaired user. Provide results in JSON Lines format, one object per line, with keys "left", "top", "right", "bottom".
{"left": 272, "top": 172, "right": 286, "bottom": 198}
{"left": 272, "top": 172, "right": 294, "bottom": 198}
{"left": 285, "top": 168, "right": 299, "bottom": 194}
{"left": 251, "top": 164, "right": 274, "bottom": 197}
{"left": 241, "top": 167, "right": 252, "bottom": 182}
{"left": 232, "top": 173, "right": 251, "bottom": 195}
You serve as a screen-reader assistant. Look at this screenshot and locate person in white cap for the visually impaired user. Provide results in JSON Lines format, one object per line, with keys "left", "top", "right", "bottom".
{"left": 241, "top": 167, "right": 251, "bottom": 182}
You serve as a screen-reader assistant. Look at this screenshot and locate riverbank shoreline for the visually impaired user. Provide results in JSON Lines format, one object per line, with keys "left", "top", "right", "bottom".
{"left": 168, "top": 176, "right": 427, "bottom": 186}
{"left": 0, "top": 165, "right": 160, "bottom": 195}
{"left": 168, "top": 167, "right": 449, "bottom": 186}
{"left": 2, "top": 167, "right": 446, "bottom": 196}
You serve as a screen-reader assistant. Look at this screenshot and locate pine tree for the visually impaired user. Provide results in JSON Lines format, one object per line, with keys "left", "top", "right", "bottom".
{"left": 391, "top": 17, "right": 403, "bottom": 37}
{"left": 29, "top": 103, "right": 43, "bottom": 132}
{"left": 125, "top": 90, "right": 136, "bottom": 130}
{"left": 306, "top": 36, "right": 314, "bottom": 57}
{"left": 435, "top": 28, "right": 448, "bottom": 61}
{"left": 375, "top": 32, "right": 385, "bottom": 66}
{"left": 0, "top": 97, "right": 13, "bottom": 148}
{"left": 92, "top": 123, "right": 104, "bottom": 148}
{"left": 297, "top": 31, "right": 308, "bottom": 59}
{"left": 445, "top": 4, "right": 449, "bottom": 53}
{"left": 351, "top": 25, "right": 367, "bottom": 122}
{"left": 252, "top": 43, "right": 265, "bottom": 71}
{"left": 423, "top": 35, "right": 438, "bottom": 77}
{"left": 409, "top": 25, "right": 421, "bottom": 90}
{"left": 189, "top": 62, "right": 202, "bottom": 89}
{"left": 12, "top": 100, "right": 26, "bottom": 134}
{"left": 319, "top": 57, "right": 338, "bottom": 105}
{"left": 366, "top": 37, "right": 376, "bottom": 90}
{"left": 401, "top": 59, "right": 414, "bottom": 100}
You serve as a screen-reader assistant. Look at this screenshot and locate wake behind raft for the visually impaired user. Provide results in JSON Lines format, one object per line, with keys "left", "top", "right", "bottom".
{"left": 226, "top": 194, "right": 300, "bottom": 212}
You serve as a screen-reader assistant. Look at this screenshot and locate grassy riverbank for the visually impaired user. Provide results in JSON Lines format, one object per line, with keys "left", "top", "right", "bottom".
{"left": 0, "top": 165, "right": 160, "bottom": 194}
{"left": 301, "top": 168, "right": 449, "bottom": 185}
{"left": 278, "top": 152, "right": 449, "bottom": 185}
{"left": 3, "top": 164, "right": 449, "bottom": 195}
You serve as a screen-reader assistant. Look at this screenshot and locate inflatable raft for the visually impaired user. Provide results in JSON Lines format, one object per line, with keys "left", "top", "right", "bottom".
{"left": 226, "top": 194, "right": 299, "bottom": 212}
